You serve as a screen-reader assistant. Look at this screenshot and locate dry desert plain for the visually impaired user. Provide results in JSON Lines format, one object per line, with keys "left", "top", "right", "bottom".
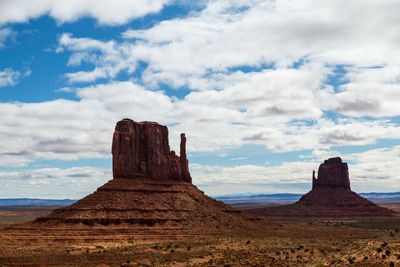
{"left": 1, "top": 202, "right": 400, "bottom": 266}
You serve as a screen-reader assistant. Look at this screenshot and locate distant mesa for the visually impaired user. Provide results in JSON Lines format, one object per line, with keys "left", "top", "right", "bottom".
{"left": 8, "top": 118, "right": 269, "bottom": 238}
{"left": 245, "top": 157, "right": 396, "bottom": 218}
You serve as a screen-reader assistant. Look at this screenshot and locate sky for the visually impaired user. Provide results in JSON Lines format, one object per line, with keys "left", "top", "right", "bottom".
{"left": 0, "top": 0, "right": 400, "bottom": 199}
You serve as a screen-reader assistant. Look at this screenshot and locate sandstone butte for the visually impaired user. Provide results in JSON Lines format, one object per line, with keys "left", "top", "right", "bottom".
{"left": 3, "top": 119, "right": 272, "bottom": 242}
{"left": 246, "top": 157, "right": 396, "bottom": 218}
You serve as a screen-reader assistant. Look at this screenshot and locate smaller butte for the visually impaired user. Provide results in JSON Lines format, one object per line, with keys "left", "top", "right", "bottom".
{"left": 246, "top": 157, "right": 396, "bottom": 218}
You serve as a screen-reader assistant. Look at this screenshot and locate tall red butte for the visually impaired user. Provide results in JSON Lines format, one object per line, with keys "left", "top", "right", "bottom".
{"left": 246, "top": 157, "right": 396, "bottom": 217}
{"left": 6, "top": 119, "right": 270, "bottom": 241}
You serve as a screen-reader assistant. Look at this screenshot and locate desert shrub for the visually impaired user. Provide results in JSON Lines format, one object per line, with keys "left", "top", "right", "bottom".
{"left": 390, "top": 262, "right": 394, "bottom": 267}
{"left": 246, "top": 240, "right": 250, "bottom": 244}
{"left": 386, "top": 250, "right": 391, "bottom": 256}
{"left": 348, "top": 257, "right": 354, "bottom": 264}
{"left": 186, "top": 246, "right": 191, "bottom": 251}
{"left": 382, "top": 242, "right": 388, "bottom": 247}
{"left": 364, "top": 256, "right": 368, "bottom": 260}
{"left": 170, "top": 249, "right": 175, "bottom": 253}
{"left": 377, "top": 248, "right": 383, "bottom": 253}
{"left": 382, "top": 254, "right": 387, "bottom": 259}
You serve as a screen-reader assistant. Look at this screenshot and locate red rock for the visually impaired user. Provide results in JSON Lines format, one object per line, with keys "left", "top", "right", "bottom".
{"left": 312, "top": 157, "right": 350, "bottom": 189}
{"left": 112, "top": 118, "right": 192, "bottom": 182}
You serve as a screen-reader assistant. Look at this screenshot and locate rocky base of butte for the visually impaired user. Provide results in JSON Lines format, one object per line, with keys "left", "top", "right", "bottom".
{"left": 246, "top": 157, "right": 396, "bottom": 218}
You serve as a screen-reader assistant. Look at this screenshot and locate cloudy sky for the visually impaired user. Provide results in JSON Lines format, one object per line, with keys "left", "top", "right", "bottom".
{"left": 1, "top": 0, "right": 400, "bottom": 199}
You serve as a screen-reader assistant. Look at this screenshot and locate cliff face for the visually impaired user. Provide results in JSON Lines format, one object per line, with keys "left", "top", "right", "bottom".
{"left": 112, "top": 118, "right": 191, "bottom": 182}
{"left": 312, "top": 157, "right": 350, "bottom": 190}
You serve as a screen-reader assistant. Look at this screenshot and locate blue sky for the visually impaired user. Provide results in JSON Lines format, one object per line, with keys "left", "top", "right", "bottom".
{"left": 0, "top": 0, "right": 400, "bottom": 198}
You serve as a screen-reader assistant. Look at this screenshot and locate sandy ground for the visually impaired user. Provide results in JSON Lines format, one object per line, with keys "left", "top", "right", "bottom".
{"left": 1, "top": 204, "right": 400, "bottom": 266}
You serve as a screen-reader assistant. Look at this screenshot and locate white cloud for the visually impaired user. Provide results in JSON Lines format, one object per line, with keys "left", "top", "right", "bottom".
{"left": 0, "top": 68, "right": 20, "bottom": 87}
{"left": 0, "top": 27, "right": 14, "bottom": 47}
{"left": 57, "top": 0, "right": 400, "bottom": 120}
{"left": 0, "top": 167, "right": 111, "bottom": 198}
{"left": 1, "top": 79, "right": 400, "bottom": 167}
{"left": 0, "top": 98, "right": 116, "bottom": 167}
{"left": 0, "top": 81, "right": 175, "bottom": 167}
{"left": 319, "top": 65, "right": 400, "bottom": 117}
{"left": 0, "top": 0, "right": 170, "bottom": 25}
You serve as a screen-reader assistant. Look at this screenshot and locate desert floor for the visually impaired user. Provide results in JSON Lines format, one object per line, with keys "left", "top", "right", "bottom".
{"left": 1, "top": 203, "right": 400, "bottom": 266}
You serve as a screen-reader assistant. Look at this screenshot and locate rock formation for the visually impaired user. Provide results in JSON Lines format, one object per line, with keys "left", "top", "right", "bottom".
{"left": 112, "top": 119, "right": 191, "bottom": 182}
{"left": 312, "top": 157, "right": 350, "bottom": 189}
{"left": 10, "top": 118, "right": 270, "bottom": 240}
{"left": 246, "top": 157, "right": 396, "bottom": 218}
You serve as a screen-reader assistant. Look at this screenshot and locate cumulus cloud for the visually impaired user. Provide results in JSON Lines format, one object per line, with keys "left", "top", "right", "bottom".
{"left": 0, "top": 167, "right": 111, "bottom": 198}
{"left": 1, "top": 79, "right": 400, "bottom": 168}
{"left": 319, "top": 66, "right": 400, "bottom": 117}
{"left": 57, "top": 0, "right": 400, "bottom": 120}
{"left": 0, "top": 98, "right": 116, "bottom": 167}
{"left": 57, "top": 33, "right": 135, "bottom": 83}
{"left": 0, "top": 0, "right": 170, "bottom": 25}
{"left": 0, "top": 68, "right": 20, "bottom": 87}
